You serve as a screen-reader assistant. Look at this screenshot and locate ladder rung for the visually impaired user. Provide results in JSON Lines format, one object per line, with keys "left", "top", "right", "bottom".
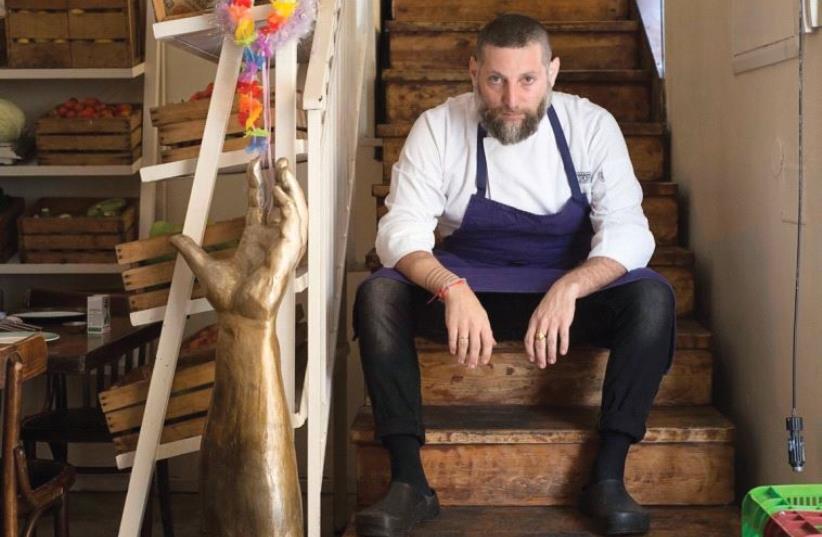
{"left": 140, "top": 139, "right": 308, "bottom": 183}
{"left": 116, "top": 435, "right": 202, "bottom": 470}
{"left": 128, "top": 266, "right": 308, "bottom": 326}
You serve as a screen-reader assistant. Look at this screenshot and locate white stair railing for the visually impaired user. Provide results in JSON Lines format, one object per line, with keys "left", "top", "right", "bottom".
{"left": 304, "top": 0, "right": 373, "bottom": 535}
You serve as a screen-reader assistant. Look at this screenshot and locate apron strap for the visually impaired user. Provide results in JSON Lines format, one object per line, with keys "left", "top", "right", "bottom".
{"left": 547, "top": 105, "right": 585, "bottom": 202}
{"left": 475, "top": 105, "right": 584, "bottom": 203}
{"left": 476, "top": 123, "right": 489, "bottom": 197}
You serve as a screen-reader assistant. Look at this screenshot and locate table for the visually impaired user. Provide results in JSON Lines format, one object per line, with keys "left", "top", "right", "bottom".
{"left": 42, "top": 316, "right": 162, "bottom": 408}
{"left": 46, "top": 317, "right": 162, "bottom": 375}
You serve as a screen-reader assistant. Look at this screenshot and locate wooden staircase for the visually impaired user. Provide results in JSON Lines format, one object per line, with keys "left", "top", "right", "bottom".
{"left": 347, "top": 0, "right": 740, "bottom": 534}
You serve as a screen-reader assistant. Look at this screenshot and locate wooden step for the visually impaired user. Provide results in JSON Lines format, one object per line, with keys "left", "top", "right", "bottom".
{"left": 352, "top": 405, "right": 735, "bottom": 507}
{"left": 383, "top": 69, "right": 652, "bottom": 123}
{"left": 343, "top": 505, "right": 740, "bottom": 537}
{"left": 392, "top": 0, "right": 631, "bottom": 22}
{"left": 388, "top": 20, "right": 641, "bottom": 70}
{"left": 411, "top": 319, "right": 713, "bottom": 407}
{"left": 373, "top": 181, "right": 678, "bottom": 247}
{"left": 364, "top": 245, "right": 695, "bottom": 317}
{"left": 378, "top": 122, "right": 667, "bottom": 182}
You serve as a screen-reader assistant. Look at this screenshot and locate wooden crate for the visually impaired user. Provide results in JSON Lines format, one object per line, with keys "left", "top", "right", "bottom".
{"left": 99, "top": 315, "right": 307, "bottom": 458}
{"left": 19, "top": 197, "right": 137, "bottom": 264}
{"left": 35, "top": 106, "right": 142, "bottom": 165}
{"left": 100, "top": 354, "right": 215, "bottom": 456}
{"left": 67, "top": 0, "right": 144, "bottom": 68}
{"left": 0, "top": 197, "right": 25, "bottom": 262}
{"left": 0, "top": 17, "right": 7, "bottom": 66}
{"left": 150, "top": 0, "right": 212, "bottom": 22}
{"left": 4, "top": 0, "right": 142, "bottom": 68}
{"left": 150, "top": 94, "right": 306, "bottom": 163}
{"left": 115, "top": 218, "right": 245, "bottom": 313}
{"left": 4, "top": 0, "right": 71, "bottom": 68}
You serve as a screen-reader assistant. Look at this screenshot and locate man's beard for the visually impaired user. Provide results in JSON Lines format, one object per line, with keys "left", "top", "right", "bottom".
{"left": 477, "top": 92, "right": 549, "bottom": 145}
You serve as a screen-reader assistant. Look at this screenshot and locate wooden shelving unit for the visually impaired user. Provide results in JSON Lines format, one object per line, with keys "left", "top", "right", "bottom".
{"left": 0, "top": 254, "right": 123, "bottom": 274}
{"left": 0, "top": 7, "right": 161, "bottom": 275}
{"left": 0, "top": 64, "right": 146, "bottom": 80}
{"left": 0, "top": 159, "right": 143, "bottom": 177}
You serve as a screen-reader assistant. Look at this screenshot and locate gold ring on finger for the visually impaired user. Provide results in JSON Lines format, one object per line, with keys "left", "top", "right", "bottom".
{"left": 458, "top": 337, "right": 469, "bottom": 342}
{"left": 536, "top": 333, "right": 546, "bottom": 341}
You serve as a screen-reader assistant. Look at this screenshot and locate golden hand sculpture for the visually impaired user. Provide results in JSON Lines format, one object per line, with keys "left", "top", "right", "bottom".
{"left": 170, "top": 157, "right": 307, "bottom": 537}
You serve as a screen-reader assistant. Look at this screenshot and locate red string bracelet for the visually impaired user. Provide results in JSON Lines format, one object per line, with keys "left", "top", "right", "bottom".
{"left": 427, "top": 278, "right": 467, "bottom": 304}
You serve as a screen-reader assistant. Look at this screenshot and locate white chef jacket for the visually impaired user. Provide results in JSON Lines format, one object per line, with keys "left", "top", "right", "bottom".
{"left": 375, "top": 91, "right": 656, "bottom": 272}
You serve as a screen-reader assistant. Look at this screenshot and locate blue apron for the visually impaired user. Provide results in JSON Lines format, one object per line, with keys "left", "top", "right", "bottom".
{"left": 370, "top": 106, "right": 675, "bottom": 363}
{"left": 374, "top": 105, "right": 672, "bottom": 291}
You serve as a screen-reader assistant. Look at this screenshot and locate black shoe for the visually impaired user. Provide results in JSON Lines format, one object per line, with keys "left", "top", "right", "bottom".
{"left": 355, "top": 481, "right": 440, "bottom": 537}
{"left": 579, "top": 479, "right": 650, "bottom": 535}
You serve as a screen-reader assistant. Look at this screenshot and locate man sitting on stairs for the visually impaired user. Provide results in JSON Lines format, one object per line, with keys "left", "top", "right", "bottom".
{"left": 354, "top": 13, "right": 675, "bottom": 537}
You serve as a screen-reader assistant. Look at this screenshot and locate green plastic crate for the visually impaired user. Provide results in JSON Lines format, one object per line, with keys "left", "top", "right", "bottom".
{"left": 743, "top": 485, "right": 822, "bottom": 537}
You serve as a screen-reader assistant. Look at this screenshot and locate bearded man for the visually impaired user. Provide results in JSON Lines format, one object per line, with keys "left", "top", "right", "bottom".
{"left": 353, "top": 13, "right": 675, "bottom": 537}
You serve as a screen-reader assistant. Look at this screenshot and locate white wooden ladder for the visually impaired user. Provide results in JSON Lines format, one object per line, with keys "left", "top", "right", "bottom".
{"left": 116, "top": 1, "right": 373, "bottom": 536}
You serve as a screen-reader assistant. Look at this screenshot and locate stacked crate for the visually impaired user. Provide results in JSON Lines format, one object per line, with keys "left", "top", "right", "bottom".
{"left": 4, "top": 0, "right": 143, "bottom": 68}
{"left": 150, "top": 93, "right": 306, "bottom": 163}
{"left": 742, "top": 485, "right": 822, "bottom": 537}
{"left": 18, "top": 197, "right": 137, "bottom": 263}
{"left": 35, "top": 105, "right": 142, "bottom": 165}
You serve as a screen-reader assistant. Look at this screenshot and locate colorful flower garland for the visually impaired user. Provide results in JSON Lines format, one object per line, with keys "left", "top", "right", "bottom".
{"left": 216, "top": 0, "right": 315, "bottom": 155}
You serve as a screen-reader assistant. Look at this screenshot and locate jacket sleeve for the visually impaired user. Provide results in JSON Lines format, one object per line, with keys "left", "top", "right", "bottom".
{"left": 375, "top": 112, "right": 446, "bottom": 268}
{"left": 586, "top": 111, "right": 656, "bottom": 271}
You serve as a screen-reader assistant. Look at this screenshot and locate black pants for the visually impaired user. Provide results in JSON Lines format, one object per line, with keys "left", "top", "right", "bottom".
{"left": 354, "top": 277, "right": 675, "bottom": 444}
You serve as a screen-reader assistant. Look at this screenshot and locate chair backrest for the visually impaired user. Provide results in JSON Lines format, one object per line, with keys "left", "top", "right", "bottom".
{"left": 1, "top": 336, "right": 47, "bottom": 537}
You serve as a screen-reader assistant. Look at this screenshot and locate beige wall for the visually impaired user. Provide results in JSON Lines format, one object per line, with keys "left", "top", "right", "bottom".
{"left": 666, "top": 0, "right": 821, "bottom": 491}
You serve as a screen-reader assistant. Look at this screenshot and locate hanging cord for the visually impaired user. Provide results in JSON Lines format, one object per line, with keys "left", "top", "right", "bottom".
{"left": 786, "top": 1, "right": 807, "bottom": 473}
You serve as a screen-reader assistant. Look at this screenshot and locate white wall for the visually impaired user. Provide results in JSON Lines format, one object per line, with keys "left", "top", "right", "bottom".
{"left": 666, "top": 0, "right": 821, "bottom": 491}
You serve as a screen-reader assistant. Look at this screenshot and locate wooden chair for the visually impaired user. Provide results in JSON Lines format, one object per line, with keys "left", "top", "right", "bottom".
{"left": 18, "top": 288, "right": 174, "bottom": 537}
{"left": 2, "top": 335, "right": 75, "bottom": 537}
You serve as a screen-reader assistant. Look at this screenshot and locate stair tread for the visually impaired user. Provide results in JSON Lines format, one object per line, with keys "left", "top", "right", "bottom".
{"left": 387, "top": 19, "right": 641, "bottom": 33}
{"left": 343, "top": 505, "right": 739, "bottom": 536}
{"left": 352, "top": 405, "right": 734, "bottom": 444}
{"left": 372, "top": 181, "right": 677, "bottom": 198}
{"left": 377, "top": 121, "right": 666, "bottom": 137}
{"left": 383, "top": 68, "right": 652, "bottom": 83}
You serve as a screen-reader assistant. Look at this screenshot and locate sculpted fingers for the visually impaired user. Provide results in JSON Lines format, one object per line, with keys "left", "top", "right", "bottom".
{"left": 276, "top": 158, "right": 308, "bottom": 236}
{"left": 245, "top": 159, "right": 265, "bottom": 226}
{"left": 169, "top": 234, "right": 213, "bottom": 285}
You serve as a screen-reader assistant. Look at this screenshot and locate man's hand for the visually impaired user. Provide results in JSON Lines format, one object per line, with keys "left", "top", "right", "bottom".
{"left": 524, "top": 256, "right": 627, "bottom": 368}
{"left": 525, "top": 280, "right": 580, "bottom": 368}
{"left": 444, "top": 284, "right": 496, "bottom": 368}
